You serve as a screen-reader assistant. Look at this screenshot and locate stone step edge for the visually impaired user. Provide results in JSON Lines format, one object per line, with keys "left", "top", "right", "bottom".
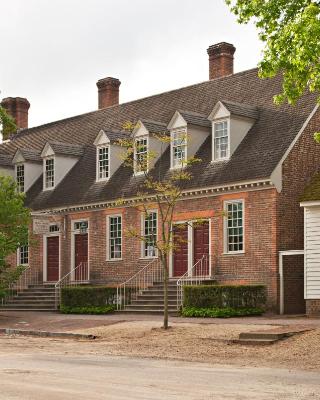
{"left": 0, "top": 328, "right": 97, "bottom": 340}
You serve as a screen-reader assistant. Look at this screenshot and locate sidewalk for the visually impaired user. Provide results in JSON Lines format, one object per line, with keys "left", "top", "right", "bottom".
{"left": 0, "top": 310, "right": 320, "bottom": 332}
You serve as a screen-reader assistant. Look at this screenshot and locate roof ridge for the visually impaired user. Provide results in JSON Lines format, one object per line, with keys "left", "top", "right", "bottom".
{"left": 8, "top": 67, "right": 259, "bottom": 140}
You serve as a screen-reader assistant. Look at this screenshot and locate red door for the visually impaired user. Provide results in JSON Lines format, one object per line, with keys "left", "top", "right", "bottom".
{"left": 74, "top": 233, "right": 88, "bottom": 281}
{"left": 173, "top": 224, "right": 188, "bottom": 277}
{"left": 193, "top": 221, "right": 209, "bottom": 276}
{"left": 46, "top": 236, "right": 59, "bottom": 282}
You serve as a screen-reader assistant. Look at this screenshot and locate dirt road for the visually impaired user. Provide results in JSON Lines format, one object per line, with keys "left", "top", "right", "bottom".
{"left": 0, "top": 352, "right": 319, "bottom": 400}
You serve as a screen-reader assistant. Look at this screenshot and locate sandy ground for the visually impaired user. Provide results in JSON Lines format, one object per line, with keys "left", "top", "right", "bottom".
{"left": 70, "top": 321, "right": 320, "bottom": 371}
{"left": 1, "top": 320, "right": 320, "bottom": 372}
{"left": 1, "top": 353, "right": 320, "bottom": 400}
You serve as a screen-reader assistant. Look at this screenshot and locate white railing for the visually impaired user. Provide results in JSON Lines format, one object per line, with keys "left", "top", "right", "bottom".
{"left": 176, "top": 254, "right": 210, "bottom": 309}
{"left": 117, "top": 258, "right": 162, "bottom": 310}
{"left": 1, "top": 266, "right": 42, "bottom": 306}
{"left": 54, "top": 262, "right": 89, "bottom": 309}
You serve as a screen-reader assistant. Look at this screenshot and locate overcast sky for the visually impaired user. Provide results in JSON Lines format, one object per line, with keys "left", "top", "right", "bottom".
{"left": 0, "top": 0, "right": 262, "bottom": 128}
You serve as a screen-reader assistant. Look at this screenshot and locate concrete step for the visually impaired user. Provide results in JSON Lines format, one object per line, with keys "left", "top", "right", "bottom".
{"left": 234, "top": 338, "right": 279, "bottom": 345}
{"left": 142, "top": 288, "right": 177, "bottom": 295}
{"left": 130, "top": 299, "right": 177, "bottom": 306}
{"left": 119, "top": 309, "right": 178, "bottom": 315}
{"left": 16, "top": 293, "right": 56, "bottom": 298}
{"left": 2, "top": 303, "right": 56, "bottom": 309}
{"left": 6, "top": 299, "right": 55, "bottom": 305}
{"left": 239, "top": 332, "right": 285, "bottom": 341}
{"left": 0, "top": 308, "right": 56, "bottom": 312}
{"left": 135, "top": 294, "right": 177, "bottom": 301}
{"left": 125, "top": 305, "right": 178, "bottom": 311}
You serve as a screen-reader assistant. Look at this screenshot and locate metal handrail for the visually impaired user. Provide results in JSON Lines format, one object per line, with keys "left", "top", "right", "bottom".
{"left": 54, "top": 261, "right": 89, "bottom": 309}
{"left": 176, "top": 254, "right": 210, "bottom": 309}
{"left": 1, "top": 266, "right": 42, "bottom": 306}
{"left": 117, "top": 258, "right": 162, "bottom": 310}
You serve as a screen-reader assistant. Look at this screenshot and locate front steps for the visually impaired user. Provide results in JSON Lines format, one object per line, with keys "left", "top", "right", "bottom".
{"left": 0, "top": 284, "right": 56, "bottom": 311}
{"left": 122, "top": 280, "right": 179, "bottom": 314}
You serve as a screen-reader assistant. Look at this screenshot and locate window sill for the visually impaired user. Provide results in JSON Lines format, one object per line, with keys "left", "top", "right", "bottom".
{"left": 106, "top": 258, "right": 123, "bottom": 262}
{"left": 139, "top": 256, "right": 158, "bottom": 260}
{"left": 222, "top": 251, "right": 245, "bottom": 256}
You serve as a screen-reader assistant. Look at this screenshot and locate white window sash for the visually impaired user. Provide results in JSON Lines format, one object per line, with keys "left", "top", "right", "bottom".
{"left": 96, "top": 145, "right": 110, "bottom": 181}
{"left": 141, "top": 210, "right": 158, "bottom": 258}
{"left": 107, "top": 214, "right": 122, "bottom": 260}
{"left": 213, "top": 120, "right": 229, "bottom": 161}
{"left": 224, "top": 200, "right": 244, "bottom": 254}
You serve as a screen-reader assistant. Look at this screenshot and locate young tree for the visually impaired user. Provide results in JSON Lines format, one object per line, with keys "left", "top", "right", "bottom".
{"left": 0, "top": 105, "right": 16, "bottom": 140}
{"left": 225, "top": 1, "right": 320, "bottom": 106}
{"left": 118, "top": 123, "right": 201, "bottom": 329}
{"left": 0, "top": 176, "right": 31, "bottom": 298}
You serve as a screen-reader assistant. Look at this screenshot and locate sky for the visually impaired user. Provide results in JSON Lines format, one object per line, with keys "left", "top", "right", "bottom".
{"left": 0, "top": 0, "right": 263, "bottom": 128}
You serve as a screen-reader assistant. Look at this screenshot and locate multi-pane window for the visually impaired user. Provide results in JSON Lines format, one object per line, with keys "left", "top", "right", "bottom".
{"left": 49, "top": 224, "right": 60, "bottom": 233}
{"left": 143, "top": 211, "right": 157, "bottom": 257}
{"left": 16, "top": 164, "right": 25, "bottom": 192}
{"left": 97, "top": 146, "right": 109, "bottom": 180}
{"left": 45, "top": 158, "right": 55, "bottom": 189}
{"left": 108, "top": 216, "right": 122, "bottom": 260}
{"left": 172, "top": 130, "right": 187, "bottom": 168}
{"left": 225, "top": 201, "right": 244, "bottom": 253}
{"left": 19, "top": 245, "right": 29, "bottom": 265}
{"left": 214, "top": 120, "right": 229, "bottom": 160}
{"left": 135, "top": 137, "right": 148, "bottom": 173}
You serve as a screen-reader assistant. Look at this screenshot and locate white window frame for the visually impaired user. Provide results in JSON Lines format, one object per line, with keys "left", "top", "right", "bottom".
{"left": 15, "top": 163, "right": 25, "bottom": 193}
{"left": 224, "top": 199, "right": 245, "bottom": 254}
{"left": 17, "top": 244, "right": 29, "bottom": 266}
{"left": 171, "top": 128, "right": 187, "bottom": 169}
{"left": 106, "top": 214, "right": 122, "bottom": 261}
{"left": 213, "top": 119, "right": 230, "bottom": 162}
{"left": 43, "top": 156, "right": 55, "bottom": 190}
{"left": 96, "top": 144, "right": 110, "bottom": 182}
{"left": 141, "top": 210, "right": 158, "bottom": 259}
{"left": 134, "top": 136, "right": 148, "bottom": 175}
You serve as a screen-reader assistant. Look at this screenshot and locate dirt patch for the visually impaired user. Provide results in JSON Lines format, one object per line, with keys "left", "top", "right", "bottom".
{"left": 1, "top": 320, "right": 319, "bottom": 371}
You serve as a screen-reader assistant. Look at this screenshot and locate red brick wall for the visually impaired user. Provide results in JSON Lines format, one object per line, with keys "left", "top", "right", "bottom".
{"left": 278, "top": 107, "right": 320, "bottom": 314}
{"left": 26, "top": 187, "right": 279, "bottom": 308}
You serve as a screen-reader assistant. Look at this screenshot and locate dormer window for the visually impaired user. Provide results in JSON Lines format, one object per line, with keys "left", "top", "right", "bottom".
{"left": 209, "top": 100, "right": 258, "bottom": 163}
{"left": 134, "top": 137, "right": 148, "bottom": 174}
{"left": 213, "top": 120, "right": 229, "bottom": 161}
{"left": 172, "top": 130, "right": 187, "bottom": 168}
{"left": 16, "top": 164, "right": 25, "bottom": 192}
{"left": 97, "top": 145, "right": 110, "bottom": 181}
{"left": 45, "top": 157, "right": 55, "bottom": 189}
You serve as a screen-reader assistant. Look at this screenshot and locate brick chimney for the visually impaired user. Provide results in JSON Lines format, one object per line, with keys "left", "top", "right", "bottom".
{"left": 1, "top": 97, "right": 30, "bottom": 130}
{"left": 96, "top": 77, "right": 121, "bottom": 109}
{"left": 207, "top": 42, "right": 236, "bottom": 80}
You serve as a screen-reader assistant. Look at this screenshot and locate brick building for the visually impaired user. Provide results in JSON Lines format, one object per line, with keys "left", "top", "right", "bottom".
{"left": 1, "top": 41, "right": 320, "bottom": 314}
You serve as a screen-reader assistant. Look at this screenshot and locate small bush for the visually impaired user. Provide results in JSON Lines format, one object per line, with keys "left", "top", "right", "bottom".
{"left": 60, "top": 286, "right": 117, "bottom": 308}
{"left": 60, "top": 305, "right": 116, "bottom": 315}
{"left": 181, "top": 306, "right": 264, "bottom": 318}
{"left": 183, "top": 284, "right": 267, "bottom": 309}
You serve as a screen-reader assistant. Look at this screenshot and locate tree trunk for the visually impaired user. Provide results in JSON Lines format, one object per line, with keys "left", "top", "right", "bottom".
{"left": 163, "top": 258, "right": 169, "bottom": 330}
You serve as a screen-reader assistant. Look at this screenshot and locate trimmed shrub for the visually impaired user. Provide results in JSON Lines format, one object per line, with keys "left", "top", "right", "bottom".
{"left": 181, "top": 306, "right": 264, "bottom": 318}
{"left": 60, "top": 286, "right": 117, "bottom": 309}
{"left": 60, "top": 305, "right": 116, "bottom": 315}
{"left": 183, "top": 284, "right": 267, "bottom": 309}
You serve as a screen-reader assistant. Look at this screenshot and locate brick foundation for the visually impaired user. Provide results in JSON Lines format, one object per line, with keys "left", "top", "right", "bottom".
{"left": 306, "top": 300, "right": 320, "bottom": 316}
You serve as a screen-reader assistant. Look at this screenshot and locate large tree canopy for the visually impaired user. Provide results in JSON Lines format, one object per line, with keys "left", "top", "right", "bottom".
{"left": 226, "top": 0, "right": 320, "bottom": 106}
{"left": 0, "top": 176, "right": 31, "bottom": 297}
{"left": 0, "top": 105, "right": 16, "bottom": 140}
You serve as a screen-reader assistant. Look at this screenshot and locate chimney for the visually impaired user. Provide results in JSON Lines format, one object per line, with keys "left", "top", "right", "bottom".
{"left": 1, "top": 97, "right": 30, "bottom": 129}
{"left": 96, "top": 77, "right": 121, "bottom": 109}
{"left": 207, "top": 42, "right": 236, "bottom": 80}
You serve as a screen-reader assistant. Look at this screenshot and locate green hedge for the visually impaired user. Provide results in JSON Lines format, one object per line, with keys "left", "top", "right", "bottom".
{"left": 181, "top": 306, "right": 264, "bottom": 318}
{"left": 60, "top": 305, "right": 116, "bottom": 314}
{"left": 60, "top": 286, "right": 117, "bottom": 309}
{"left": 183, "top": 284, "right": 267, "bottom": 309}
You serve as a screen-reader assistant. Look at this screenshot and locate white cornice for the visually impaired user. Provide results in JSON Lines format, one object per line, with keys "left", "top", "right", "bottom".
{"left": 32, "top": 179, "right": 274, "bottom": 215}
